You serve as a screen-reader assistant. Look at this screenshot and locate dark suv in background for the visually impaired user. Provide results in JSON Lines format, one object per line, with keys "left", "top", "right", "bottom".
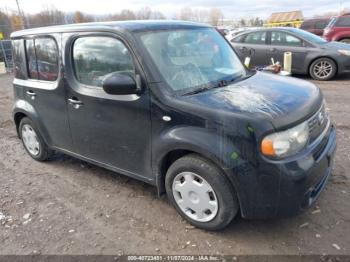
{"left": 300, "top": 18, "right": 330, "bottom": 36}
{"left": 323, "top": 13, "right": 350, "bottom": 43}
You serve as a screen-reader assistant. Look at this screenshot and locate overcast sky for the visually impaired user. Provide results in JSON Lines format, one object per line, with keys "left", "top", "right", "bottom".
{"left": 1, "top": 0, "right": 349, "bottom": 19}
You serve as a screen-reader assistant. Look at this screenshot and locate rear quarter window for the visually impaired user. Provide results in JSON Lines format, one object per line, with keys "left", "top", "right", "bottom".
{"left": 12, "top": 39, "right": 27, "bottom": 79}
{"left": 35, "top": 38, "right": 59, "bottom": 81}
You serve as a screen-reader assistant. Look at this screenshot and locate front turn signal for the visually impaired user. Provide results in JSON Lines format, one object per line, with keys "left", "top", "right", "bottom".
{"left": 261, "top": 139, "right": 275, "bottom": 156}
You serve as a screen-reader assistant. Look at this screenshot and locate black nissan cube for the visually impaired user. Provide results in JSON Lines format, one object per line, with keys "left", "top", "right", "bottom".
{"left": 11, "top": 21, "right": 336, "bottom": 230}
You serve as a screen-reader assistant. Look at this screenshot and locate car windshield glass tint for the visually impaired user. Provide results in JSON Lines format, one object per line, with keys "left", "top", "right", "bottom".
{"left": 138, "top": 28, "right": 246, "bottom": 94}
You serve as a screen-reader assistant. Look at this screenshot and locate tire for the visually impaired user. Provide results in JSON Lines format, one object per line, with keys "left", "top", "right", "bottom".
{"left": 309, "top": 58, "right": 337, "bottom": 81}
{"left": 165, "top": 154, "right": 238, "bottom": 230}
{"left": 340, "top": 38, "right": 350, "bottom": 44}
{"left": 19, "top": 117, "right": 53, "bottom": 161}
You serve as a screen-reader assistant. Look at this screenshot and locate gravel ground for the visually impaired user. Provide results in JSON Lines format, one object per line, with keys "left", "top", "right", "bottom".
{"left": 0, "top": 73, "right": 349, "bottom": 255}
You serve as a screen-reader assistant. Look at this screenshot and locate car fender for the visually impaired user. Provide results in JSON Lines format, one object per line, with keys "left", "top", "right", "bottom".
{"left": 306, "top": 52, "right": 339, "bottom": 74}
{"left": 13, "top": 99, "right": 52, "bottom": 145}
{"left": 152, "top": 125, "right": 258, "bottom": 194}
{"left": 333, "top": 31, "right": 350, "bottom": 41}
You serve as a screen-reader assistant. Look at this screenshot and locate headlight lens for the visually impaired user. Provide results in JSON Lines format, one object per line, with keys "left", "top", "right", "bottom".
{"left": 338, "top": 49, "right": 350, "bottom": 56}
{"left": 261, "top": 121, "right": 309, "bottom": 158}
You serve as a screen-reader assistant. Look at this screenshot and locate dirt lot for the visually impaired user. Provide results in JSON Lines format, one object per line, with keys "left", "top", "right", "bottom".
{"left": 0, "top": 73, "right": 349, "bottom": 256}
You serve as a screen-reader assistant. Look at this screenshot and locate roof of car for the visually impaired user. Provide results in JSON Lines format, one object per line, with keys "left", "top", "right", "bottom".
{"left": 234, "top": 27, "right": 303, "bottom": 34}
{"left": 302, "top": 18, "right": 330, "bottom": 22}
{"left": 11, "top": 20, "right": 210, "bottom": 38}
{"left": 231, "top": 27, "right": 312, "bottom": 41}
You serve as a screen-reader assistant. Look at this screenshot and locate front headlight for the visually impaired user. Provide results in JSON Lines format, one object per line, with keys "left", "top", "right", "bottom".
{"left": 261, "top": 121, "right": 309, "bottom": 158}
{"left": 338, "top": 49, "right": 350, "bottom": 56}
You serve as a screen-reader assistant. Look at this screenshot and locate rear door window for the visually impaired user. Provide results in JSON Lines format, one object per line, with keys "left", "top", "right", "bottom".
{"left": 301, "top": 21, "right": 313, "bottom": 29}
{"left": 25, "top": 39, "right": 38, "bottom": 79}
{"left": 243, "top": 31, "right": 267, "bottom": 45}
{"left": 25, "top": 37, "right": 59, "bottom": 81}
{"left": 35, "top": 38, "right": 59, "bottom": 81}
{"left": 271, "top": 31, "right": 302, "bottom": 47}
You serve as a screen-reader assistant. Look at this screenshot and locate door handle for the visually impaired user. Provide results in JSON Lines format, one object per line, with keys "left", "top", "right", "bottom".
{"left": 239, "top": 46, "right": 247, "bottom": 50}
{"left": 68, "top": 97, "right": 84, "bottom": 109}
{"left": 68, "top": 98, "right": 83, "bottom": 104}
{"left": 270, "top": 48, "right": 277, "bottom": 52}
{"left": 26, "top": 90, "right": 36, "bottom": 100}
{"left": 26, "top": 90, "right": 36, "bottom": 96}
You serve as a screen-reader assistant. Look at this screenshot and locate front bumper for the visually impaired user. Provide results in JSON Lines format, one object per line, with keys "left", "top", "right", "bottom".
{"left": 337, "top": 55, "right": 350, "bottom": 75}
{"left": 276, "top": 124, "right": 336, "bottom": 217}
{"left": 229, "top": 122, "right": 336, "bottom": 219}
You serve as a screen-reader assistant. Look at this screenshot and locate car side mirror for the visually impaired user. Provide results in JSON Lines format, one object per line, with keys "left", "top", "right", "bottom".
{"left": 102, "top": 72, "right": 139, "bottom": 95}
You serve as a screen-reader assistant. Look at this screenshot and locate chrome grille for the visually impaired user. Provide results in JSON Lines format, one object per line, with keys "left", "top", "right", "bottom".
{"left": 308, "top": 105, "right": 328, "bottom": 144}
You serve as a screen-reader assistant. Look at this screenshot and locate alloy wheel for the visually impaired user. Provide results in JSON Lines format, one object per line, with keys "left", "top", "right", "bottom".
{"left": 313, "top": 60, "right": 333, "bottom": 79}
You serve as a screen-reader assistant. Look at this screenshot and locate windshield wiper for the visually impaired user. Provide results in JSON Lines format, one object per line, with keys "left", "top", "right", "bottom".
{"left": 211, "top": 74, "right": 244, "bottom": 88}
{"left": 183, "top": 73, "right": 252, "bottom": 96}
{"left": 183, "top": 85, "right": 214, "bottom": 96}
{"left": 229, "top": 73, "right": 252, "bottom": 83}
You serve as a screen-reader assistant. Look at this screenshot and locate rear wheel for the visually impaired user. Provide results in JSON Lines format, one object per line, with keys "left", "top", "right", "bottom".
{"left": 340, "top": 38, "right": 350, "bottom": 44}
{"left": 309, "top": 58, "right": 337, "bottom": 81}
{"left": 19, "top": 117, "right": 53, "bottom": 161}
{"left": 165, "top": 154, "right": 238, "bottom": 230}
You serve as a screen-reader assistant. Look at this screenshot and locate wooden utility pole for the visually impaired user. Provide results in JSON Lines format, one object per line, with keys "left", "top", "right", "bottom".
{"left": 339, "top": 0, "right": 344, "bottom": 15}
{"left": 15, "top": 0, "right": 26, "bottom": 29}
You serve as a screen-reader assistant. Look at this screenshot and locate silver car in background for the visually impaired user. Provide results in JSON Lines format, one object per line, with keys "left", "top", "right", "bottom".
{"left": 230, "top": 27, "right": 350, "bottom": 80}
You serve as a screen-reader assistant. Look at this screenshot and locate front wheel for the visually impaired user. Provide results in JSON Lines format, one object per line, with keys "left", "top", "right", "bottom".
{"left": 309, "top": 58, "right": 337, "bottom": 81}
{"left": 165, "top": 154, "right": 238, "bottom": 230}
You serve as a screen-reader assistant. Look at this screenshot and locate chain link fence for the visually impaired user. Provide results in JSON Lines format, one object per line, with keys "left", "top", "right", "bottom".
{"left": 0, "top": 40, "right": 13, "bottom": 73}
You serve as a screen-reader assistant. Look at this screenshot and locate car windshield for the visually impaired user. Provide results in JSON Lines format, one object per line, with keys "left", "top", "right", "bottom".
{"left": 138, "top": 28, "right": 247, "bottom": 94}
{"left": 326, "top": 17, "right": 337, "bottom": 28}
{"left": 294, "top": 29, "right": 327, "bottom": 44}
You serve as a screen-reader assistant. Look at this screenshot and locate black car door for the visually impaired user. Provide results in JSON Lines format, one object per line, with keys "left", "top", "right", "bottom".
{"left": 63, "top": 33, "right": 152, "bottom": 181}
{"left": 267, "top": 31, "right": 308, "bottom": 73}
{"left": 20, "top": 35, "right": 72, "bottom": 150}
{"left": 231, "top": 31, "right": 269, "bottom": 67}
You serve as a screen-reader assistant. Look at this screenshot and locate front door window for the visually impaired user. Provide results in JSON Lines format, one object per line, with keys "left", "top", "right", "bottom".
{"left": 73, "top": 36, "right": 134, "bottom": 88}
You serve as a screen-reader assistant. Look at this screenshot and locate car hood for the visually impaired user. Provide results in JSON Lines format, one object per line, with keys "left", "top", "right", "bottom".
{"left": 180, "top": 72, "right": 323, "bottom": 129}
{"left": 321, "top": 41, "right": 350, "bottom": 51}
